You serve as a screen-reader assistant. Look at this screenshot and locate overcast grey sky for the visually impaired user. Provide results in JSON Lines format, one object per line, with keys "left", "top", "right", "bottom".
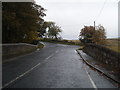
{"left": 36, "top": 0, "right": 119, "bottom": 40}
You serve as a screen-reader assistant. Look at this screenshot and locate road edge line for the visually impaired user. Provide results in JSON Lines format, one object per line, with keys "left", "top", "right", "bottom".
{"left": 76, "top": 49, "right": 120, "bottom": 87}
{"left": 84, "top": 67, "right": 97, "bottom": 89}
{"left": 2, "top": 63, "right": 41, "bottom": 88}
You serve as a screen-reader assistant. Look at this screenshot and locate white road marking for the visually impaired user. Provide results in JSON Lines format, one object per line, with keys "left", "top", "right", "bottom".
{"left": 45, "top": 54, "right": 54, "bottom": 60}
{"left": 3, "top": 53, "right": 56, "bottom": 88}
{"left": 2, "top": 63, "right": 41, "bottom": 88}
{"left": 55, "top": 50, "right": 58, "bottom": 53}
{"left": 85, "top": 67, "right": 97, "bottom": 89}
{"left": 45, "top": 51, "right": 58, "bottom": 60}
{"left": 57, "top": 44, "right": 68, "bottom": 47}
{"left": 74, "top": 50, "right": 77, "bottom": 53}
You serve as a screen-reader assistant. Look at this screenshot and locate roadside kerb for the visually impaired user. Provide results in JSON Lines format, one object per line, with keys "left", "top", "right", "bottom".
{"left": 76, "top": 49, "right": 120, "bottom": 87}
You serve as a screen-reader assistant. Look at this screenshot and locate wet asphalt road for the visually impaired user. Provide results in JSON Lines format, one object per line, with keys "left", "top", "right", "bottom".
{"left": 3, "top": 42, "right": 116, "bottom": 88}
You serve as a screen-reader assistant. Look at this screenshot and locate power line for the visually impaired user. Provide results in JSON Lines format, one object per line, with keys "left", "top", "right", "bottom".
{"left": 112, "top": 0, "right": 119, "bottom": 7}
{"left": 95, "top": 0, "right": 107, "bottom": 22}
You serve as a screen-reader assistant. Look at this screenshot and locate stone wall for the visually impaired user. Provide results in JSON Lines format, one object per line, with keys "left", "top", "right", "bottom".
{"left": 2, "top": 43, "right": 37, "bottom": 60}
{"left": 83, "top": 44, "right": 120, "bottom": 69}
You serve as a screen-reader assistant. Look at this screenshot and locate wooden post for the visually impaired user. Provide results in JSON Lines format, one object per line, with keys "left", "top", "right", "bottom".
{"left": 94, "top": 21, "right": 95, "bottom": 30}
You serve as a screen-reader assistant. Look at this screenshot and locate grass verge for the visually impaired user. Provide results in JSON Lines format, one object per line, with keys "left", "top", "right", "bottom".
{"left": 37, "top": 43, "right": 44, "bottom": 48}
{"left": 39, "top": 38, "right": 81, "bottom": 46}
{"left": 105, "top": 39, "right": 120, "bottom": 53}
{"left": 78, "top": 46, "right": 84, "bottom": 50}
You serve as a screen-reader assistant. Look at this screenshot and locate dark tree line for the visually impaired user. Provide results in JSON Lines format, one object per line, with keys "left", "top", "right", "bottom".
{"left": 2, "top": 2, "right": 46, "bottom": 43}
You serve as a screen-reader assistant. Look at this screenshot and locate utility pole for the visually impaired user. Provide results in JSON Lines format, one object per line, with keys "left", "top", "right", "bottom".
{"left": 94, "top": 21, "right": 95, "bottom": 30}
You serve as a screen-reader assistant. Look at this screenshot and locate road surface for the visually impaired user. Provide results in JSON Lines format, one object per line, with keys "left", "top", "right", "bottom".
{"left": 3, "top": 42, "right": 116, "bottom": 88}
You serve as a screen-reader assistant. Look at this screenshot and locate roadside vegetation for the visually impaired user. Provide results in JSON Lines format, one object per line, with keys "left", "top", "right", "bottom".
{"left": 40, "top": 38, "right": 81, "bottom": 46}
{"left": 3, "top": 2, "right": 119, "bottom": 52}
{"left": 2, "top": 2, "right": 63, "bottom": 47}
{"left": 78, "top": 24, "right": 106, "bottom": 50}
{"left": 2, "top": 2, "right": 81, "bottom": 46}
{"left": 79, "top": 24, "right": 106, "bottom": 45}
{"left": 79, "top": 24, "right": 119, "bottom": 53}
{"left": 105, "top": 39, "right": 120, "bottom": 53}
{"left": 2, "top": 2, "right": 46, "bottom": 44}
{"left": 78, "top": 46, "right": 84, "bottom": 50}
{"left": 37, "top": 43, "right": 44, "bottom": 48}
{"left": 79, "top": 25, "right": 120, "bottom": 80}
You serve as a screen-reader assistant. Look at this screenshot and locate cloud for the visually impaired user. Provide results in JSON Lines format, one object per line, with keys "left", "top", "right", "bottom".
{"left": 36, "top": 0, "right": 118, "bottom": 39}
{"left": 0, "top": 0, "right": 34, "bottom": 2}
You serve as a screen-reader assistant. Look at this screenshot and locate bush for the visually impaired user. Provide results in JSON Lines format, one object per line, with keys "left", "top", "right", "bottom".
{"left": 31, "top": 40, "right": 39, "bottom": 45}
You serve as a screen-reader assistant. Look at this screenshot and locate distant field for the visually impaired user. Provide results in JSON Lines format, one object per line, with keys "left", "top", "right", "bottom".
{"left": 105, "top": 38, "right": 120, "bottom": 53}
{"left": 68, "top": 39, "right": 120, "bottom": 53}
{"left": 68, "top": 40, "right": 80, "bottom": 44}
{"left": 64, "top": 39, "right": 120, "bottom": 53}
{"left": 40, "top": 38, "right": 81, "bottom": 45}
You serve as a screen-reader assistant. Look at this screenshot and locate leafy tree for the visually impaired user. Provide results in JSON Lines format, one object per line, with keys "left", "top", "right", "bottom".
{"left": 39, "top": 21, "right": 62, "bottom": 39}
{"left": 47, "top": 22, "right": 62, "bottom": 39}
{"left": 92, "top": 25, "right": 106, "bottom": 44}
{"left": 38, "top": 21, "right": 51, "bottom": 38}
{"left": 79, "top": 25, "right": 106, "bottom": 44}
{"left": 80, "top": 26, "right": 95, "bottom": 43}
{"left": 2, "top": 2, "right": 46, "bottom": 43}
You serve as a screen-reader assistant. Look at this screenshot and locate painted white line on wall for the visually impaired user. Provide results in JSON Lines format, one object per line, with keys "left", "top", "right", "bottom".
{"left": 85, "top": 67, "right": 97, "bottom": 89}
{"left": 2, "top": 63, "right": 41, "bottom": 88}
